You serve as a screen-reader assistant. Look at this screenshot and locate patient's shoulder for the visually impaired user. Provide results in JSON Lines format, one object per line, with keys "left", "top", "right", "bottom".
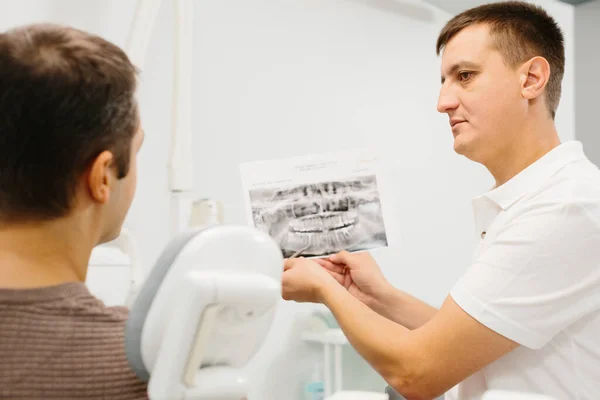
{"left": 0, "top": 281, "right": 129, "bottom": 321}
{"left": 0, "top": 282, "right": 148, "bottom": 399}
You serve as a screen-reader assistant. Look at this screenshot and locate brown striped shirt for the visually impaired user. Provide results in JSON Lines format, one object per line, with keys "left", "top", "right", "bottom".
{"left": 0, "top": 282, "right": 148, "bottom": 399}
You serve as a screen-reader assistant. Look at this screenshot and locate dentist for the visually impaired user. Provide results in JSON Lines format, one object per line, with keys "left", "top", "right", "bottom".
{"left": 282, "top": 2, "right": 600, "bottom": 399}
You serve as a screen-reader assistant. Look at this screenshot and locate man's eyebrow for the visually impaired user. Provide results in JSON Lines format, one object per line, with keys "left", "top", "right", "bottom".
{"left": 441, "top": 61, "right": 480, "bottom": 84}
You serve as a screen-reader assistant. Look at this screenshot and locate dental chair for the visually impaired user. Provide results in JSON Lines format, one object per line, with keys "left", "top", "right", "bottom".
{"left": 124, "top": 224, "right": 283, "bottom": 400}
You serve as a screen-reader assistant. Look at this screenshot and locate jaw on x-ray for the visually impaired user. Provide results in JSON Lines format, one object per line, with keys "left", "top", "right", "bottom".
{"left": 249, "top": 175, "right": 388, "bottom": 258}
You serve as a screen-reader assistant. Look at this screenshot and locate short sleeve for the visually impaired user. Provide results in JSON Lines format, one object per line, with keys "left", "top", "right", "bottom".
{"left": 450, "top": 200, "right": 600, "bottom": 349}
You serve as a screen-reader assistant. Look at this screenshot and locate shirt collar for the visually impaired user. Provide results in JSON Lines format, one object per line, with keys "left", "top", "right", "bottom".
{"left": 475, "top": 141, "right": 587, "bottom": 211}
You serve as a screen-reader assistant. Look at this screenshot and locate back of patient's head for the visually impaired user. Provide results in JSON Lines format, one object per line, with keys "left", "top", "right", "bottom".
{"left": 0, "top": 23, "right": 138, "bottom": 224}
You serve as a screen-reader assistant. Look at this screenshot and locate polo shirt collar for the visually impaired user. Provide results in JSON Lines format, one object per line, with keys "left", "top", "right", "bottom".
{"left": 476, "top": 141, "right": 587, "bottom": 211}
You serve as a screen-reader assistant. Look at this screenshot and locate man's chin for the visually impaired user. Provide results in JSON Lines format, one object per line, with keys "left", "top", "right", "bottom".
{"left": 453, "top": 136, "right": 479, "bottom": 162}
{"left": 97, "top": 227, "right": 122, "bottom": 246}
{"left": 453, "top": 135, "right": 468, "bottom": 155}
{"left": 453, "top": 137, "right": 487, "bottom": 166}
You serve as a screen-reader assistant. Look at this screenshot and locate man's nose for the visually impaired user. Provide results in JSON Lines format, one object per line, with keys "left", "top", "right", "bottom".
{"left": 437, "top": 87, "right": 460, "bottom": 114}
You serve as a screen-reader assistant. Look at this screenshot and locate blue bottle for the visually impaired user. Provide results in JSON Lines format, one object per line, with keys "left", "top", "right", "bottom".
{"left": 304, "top": 360, "right": 325, "bottom": 400}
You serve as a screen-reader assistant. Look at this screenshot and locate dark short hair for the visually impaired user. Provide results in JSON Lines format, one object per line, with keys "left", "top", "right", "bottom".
{"left": 436, "top": 1, "right": 565, "bottom": 119}
{"left": 0, "top": 23, "right": 139, "bottom": 223}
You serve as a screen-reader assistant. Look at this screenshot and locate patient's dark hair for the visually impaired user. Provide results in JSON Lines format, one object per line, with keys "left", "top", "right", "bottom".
{"left": 0, "top": 23, "right": 139, "bottom": 223}
{"left": 436, "top": 1, "right": 565, "bottom": 119}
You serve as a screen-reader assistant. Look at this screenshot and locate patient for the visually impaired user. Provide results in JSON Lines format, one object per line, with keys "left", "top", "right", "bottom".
{"left": 0, "top": 24, "right": 147, "bottom": 399}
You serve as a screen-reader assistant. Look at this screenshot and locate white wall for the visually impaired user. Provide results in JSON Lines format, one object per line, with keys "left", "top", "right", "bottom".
{"left": 575, "top": 0, "right": 600, "bottom": 166}
{"left": 0, "top": 1, "right": 576, "bottom": 398}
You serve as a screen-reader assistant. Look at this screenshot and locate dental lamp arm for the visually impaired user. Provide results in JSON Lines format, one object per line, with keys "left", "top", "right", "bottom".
{"left": 168, "top": 0, "right": 195, "bottom": 236}
{"left": 126, "top": 0, "right": 195, "bottom": 238}
{"left": 121, "top": 0, "right": 163, "bottom": 305}
{"left": 126, "top": 0, "right": 162, "bottom": 70}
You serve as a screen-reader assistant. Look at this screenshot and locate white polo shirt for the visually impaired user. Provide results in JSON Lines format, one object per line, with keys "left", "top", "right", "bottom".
{"left": 446, "top": 141, "right": 600, "bottom": 400}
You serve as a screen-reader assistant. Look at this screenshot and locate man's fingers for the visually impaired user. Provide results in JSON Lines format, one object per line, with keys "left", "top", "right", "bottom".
{"left": 329, "top": 250, "right": 374, "bottom": 269}
{"left": 283, "top": 258, "right": 296, "bottom": 271}
{"left": 326, "top": 270, "right": 346, "bottom": 285}
{"left": 328, "top": 250, "right": 354, "bottom": 266}
{"left": 314, "top": 258, "right": 345, "bottom": 274}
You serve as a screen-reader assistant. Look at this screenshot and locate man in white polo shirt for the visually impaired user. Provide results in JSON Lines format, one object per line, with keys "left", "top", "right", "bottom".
{"left": 280, "top": 2, "right": 600, "bottom": 399}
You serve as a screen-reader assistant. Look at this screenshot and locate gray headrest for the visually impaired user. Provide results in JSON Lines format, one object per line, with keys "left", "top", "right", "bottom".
{"left": 124, "top": 228, "right": 205, "bottom": 382}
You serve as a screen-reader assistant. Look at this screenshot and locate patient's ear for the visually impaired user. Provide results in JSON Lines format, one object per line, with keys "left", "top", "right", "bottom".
{"left": 87, "top": 151, "right": 115, "bottom": 204}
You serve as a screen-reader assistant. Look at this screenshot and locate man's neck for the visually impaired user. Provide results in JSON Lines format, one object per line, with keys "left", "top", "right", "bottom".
{"left": 0, "top": 218, "right": 96, "bottom": 289}
{"left": 488, "top": 117, "right": 561, "bottom": 188}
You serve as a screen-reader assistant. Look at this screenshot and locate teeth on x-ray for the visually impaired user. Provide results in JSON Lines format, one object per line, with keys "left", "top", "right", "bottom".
{"left": 249, "top": 175, "right": 388, "bottom": 257}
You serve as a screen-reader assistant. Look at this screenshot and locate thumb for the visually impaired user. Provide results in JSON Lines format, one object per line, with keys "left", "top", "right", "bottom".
{"left": 328, "top": 250, "right": 354, "bottom": 267}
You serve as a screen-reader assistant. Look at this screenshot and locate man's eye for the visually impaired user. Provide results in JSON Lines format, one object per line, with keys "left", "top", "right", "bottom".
{"left": 459, "top": 71, "right": 472, "bottom": 81}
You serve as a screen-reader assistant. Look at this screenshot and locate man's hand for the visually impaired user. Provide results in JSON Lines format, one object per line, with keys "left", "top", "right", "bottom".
{"left": 282, "top": 257, "right": 338, "bottom": 303}
{"left": 315, "top": 250, "right": 391, "bottom": 308}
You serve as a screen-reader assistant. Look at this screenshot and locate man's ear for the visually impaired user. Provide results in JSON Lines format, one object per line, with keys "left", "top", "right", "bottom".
{"left": 519, "top": 56, "right": 551, "bottom": 101}
{"left": 87, "top": 150, "right": 115, "bottom": 204}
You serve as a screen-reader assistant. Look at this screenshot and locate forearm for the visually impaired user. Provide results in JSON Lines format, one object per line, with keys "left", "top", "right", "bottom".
{"left": 320, "top": 282, "right": 424, "bottom": 394}
{"left": 370, "top": 285, "right": 438, "bottom": 330}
